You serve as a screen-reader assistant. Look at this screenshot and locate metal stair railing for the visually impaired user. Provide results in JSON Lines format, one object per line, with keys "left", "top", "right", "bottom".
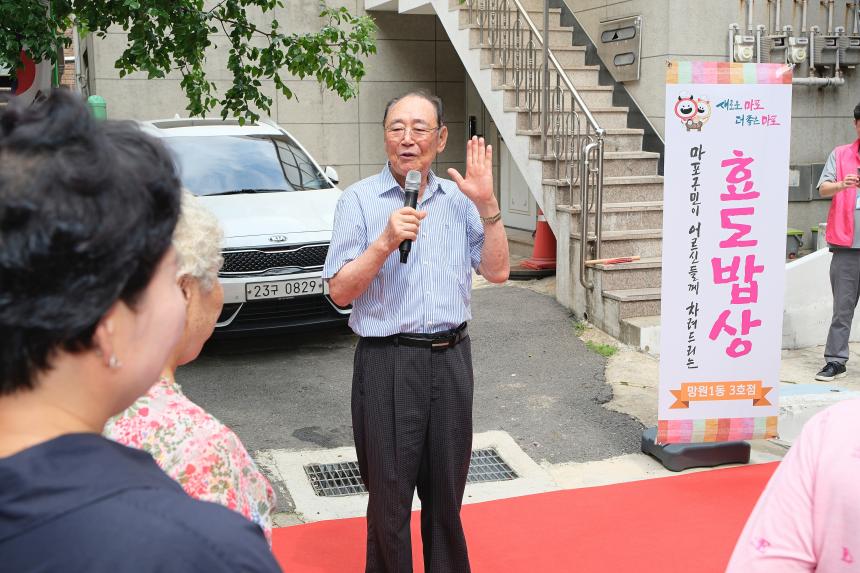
{"left": 465, "top": 0, "right": 605, "bottom": 289}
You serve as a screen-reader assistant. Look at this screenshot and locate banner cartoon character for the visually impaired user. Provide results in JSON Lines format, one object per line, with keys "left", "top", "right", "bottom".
{"left": 674, "top": 94, "right": 712, "bottom": 132}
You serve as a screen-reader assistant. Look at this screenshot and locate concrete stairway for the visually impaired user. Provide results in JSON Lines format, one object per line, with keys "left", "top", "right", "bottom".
{"left": 368, "top": 0, "right": 664, "bottom": 347}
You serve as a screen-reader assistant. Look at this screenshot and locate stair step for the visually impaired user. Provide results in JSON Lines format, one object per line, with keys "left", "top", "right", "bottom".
{"left": 535, "top": 151, "right": 660, "bottom": 178}
{"left": 619, "top": 315, "right": 662, "bottom": 354}
{"left": 470, "top": 27, "right": 574, "bottom": 49}
{"left": 603, "top": 287, "right": 661, "bottom": 302}
{"left": 505, "top": 84, "right": 611, "bottom": 108}
{"left": 545, "top": 175, "right": 664, "bottom": 204}
{"left": 523, "top": 127, "right": 643, "bottom": 153}
{"left": 561, "top": 201, "right": 663, "bottom": 231}
{"left": 449, "top": 0, "right": 560, "bottom": 14}
{"left": 483, "top": 44, "right": 587, "bottom": 68}
{"left": 601, "top": 288, "right": 661, "bottom": 320}
{"left": 493, "top": 64, "right": 599, "bottom": 87}
{"left": 589, "top": 256, "right": 662, "bottom": 291}
{"left": 514, "top": 106, "right": 630, "bottom": 129}
{"left": 570, "top": 228, "right": 663, "bottom": 259}
{"left": 559, "top": 200, "right": 663, "bottom": 214}
{"left": 589, "top": 256, "right": 662, "bottom": 271}
{"left": 458, "top": 8, "right": 563, "bottom": 29}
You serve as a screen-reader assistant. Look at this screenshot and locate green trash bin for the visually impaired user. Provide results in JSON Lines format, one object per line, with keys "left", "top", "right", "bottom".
{"left": 786, "top": 228, "right": 804, "bottom": 259}
{"left": 86, "top": 95, "right": 106, "bottom": 120}
{"left": 810, "top": 226, "right": 819, "bottom": 250}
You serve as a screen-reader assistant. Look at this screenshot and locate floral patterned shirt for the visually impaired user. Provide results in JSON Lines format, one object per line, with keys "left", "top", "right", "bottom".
{"left": 104, "top": 376, "right": 275, "bottom": 544}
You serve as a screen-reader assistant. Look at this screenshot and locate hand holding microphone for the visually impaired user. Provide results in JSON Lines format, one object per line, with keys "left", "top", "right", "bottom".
{"left": 381, "top": 170, "right": 426, "bottom": 262}
{"left": 399, "top": 170, "right": 422, "bottom": 263}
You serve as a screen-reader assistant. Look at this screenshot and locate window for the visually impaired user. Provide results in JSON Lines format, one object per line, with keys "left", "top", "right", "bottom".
{"left": 165, "top": 134, "right": 331, "bottom": 196}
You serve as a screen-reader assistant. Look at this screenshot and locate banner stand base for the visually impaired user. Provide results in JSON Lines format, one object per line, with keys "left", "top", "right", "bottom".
{"left": 641, "top": 427, "right": 750, "bottom": 472}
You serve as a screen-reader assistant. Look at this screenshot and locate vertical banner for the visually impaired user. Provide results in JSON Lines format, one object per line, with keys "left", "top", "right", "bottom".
{"left": 657, "top": 62, "right": 792, "bottom": 444}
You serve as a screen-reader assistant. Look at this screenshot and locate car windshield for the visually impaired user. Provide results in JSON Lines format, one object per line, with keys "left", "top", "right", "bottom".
{"left": 164, "top": 134, "right": 332, "bottom": 196}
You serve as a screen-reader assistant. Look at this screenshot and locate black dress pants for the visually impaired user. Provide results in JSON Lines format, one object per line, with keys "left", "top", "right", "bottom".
{"left": 351, "top": 335, "right": 474, "bottom": 573}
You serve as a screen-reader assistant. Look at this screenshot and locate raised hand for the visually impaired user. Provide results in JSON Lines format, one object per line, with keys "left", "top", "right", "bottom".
{"left": 447, "top": 136, "right": 497, "bottom": 214}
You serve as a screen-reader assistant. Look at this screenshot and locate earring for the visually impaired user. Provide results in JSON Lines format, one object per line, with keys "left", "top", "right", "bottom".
{"left": 108, "top": 354, "right": 123, "bottom": 369}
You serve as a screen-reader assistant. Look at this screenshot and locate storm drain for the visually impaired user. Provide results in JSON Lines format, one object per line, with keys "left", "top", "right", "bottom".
{"left": 305, "top": 448, "right": 518, "bottom": 497}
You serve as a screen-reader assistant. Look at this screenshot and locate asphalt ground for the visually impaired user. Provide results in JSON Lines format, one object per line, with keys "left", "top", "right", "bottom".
{"left": 181, "top": 284, "right": 644, "bottom": 460}
{"left": 179, "top": 284, "right": 644, "bottom": 508}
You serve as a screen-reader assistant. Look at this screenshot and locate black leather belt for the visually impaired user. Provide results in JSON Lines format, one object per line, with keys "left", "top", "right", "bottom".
{"left": 367, "top": 322, "right": 468, "bottom": 350}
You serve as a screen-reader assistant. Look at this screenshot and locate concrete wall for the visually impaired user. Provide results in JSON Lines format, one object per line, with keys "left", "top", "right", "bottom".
{"left": 564, "top": 0, "right": 860, "bottom": 165}
{"left": 86, "top": 5, "right": 466, "bottom": 188}
{"left": 782, "top": 247, "right": 860, "bottom": 348}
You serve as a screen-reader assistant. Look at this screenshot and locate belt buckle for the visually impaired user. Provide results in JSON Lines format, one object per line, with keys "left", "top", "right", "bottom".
{"left": 431, "top": 337, "right": 452, "bottom": 349}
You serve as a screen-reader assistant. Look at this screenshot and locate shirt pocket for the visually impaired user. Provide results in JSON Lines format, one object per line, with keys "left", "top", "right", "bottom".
{"left": 439, "top": 222, "right": 469, "bottom": 268}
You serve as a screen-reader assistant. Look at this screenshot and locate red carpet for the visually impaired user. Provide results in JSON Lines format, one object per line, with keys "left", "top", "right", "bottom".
{"left": 272, "top": 462, "right": 777, "bottom": 573}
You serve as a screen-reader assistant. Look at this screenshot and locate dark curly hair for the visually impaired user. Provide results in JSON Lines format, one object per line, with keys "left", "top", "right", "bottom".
{"left": 0, "top": 90, "right": 182, "bottom": 394}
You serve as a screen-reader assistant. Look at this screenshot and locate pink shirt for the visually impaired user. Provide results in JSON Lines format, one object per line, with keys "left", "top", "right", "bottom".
{"left": 727, "top": 399, "right": 860, "bottom": 571}
{"left": 104, "top": 376, "right": 276, "bottom": 544}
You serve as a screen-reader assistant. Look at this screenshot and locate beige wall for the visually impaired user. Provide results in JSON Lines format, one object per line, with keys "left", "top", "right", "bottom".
{"left": 565, "top": 0, "right": 860, "bottom": 165}
{"left": 87, "top": 5, "right": 466, "bottom": 188}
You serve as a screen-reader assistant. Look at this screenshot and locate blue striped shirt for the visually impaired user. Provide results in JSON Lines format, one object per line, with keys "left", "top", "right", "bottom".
{"left": 323, "top": 164, "right": 485, "bottom": 337}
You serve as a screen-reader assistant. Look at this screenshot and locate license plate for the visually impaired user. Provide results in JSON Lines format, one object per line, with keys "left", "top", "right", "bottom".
{"left": 245, "top": 278, "right": 323, "bottom": 301}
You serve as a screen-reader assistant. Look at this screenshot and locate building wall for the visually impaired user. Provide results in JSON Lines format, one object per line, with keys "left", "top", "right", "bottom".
{"left": 565, "top": 0, "right": 860, "bottom": 165}
{"left": 86, "top": 5, "right": 466, "bottom": 188}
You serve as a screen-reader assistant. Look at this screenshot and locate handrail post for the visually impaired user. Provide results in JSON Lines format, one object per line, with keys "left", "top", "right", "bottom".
{"left": 541, "top": 0, "right": 549, "bottom": 157}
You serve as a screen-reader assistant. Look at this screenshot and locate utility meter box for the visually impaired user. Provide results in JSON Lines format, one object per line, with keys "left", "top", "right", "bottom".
{"left": 597, "top": 16, "right": 642, "bottom": 82}
{"left": 842, "top": 35, "right": 860, "bottom": 66}
{"left": 814, "top": 33, "right": 842, "bottom": 67}
{"left": 762, "top": 34, "right": 787, "bottom": 63}
{"left": 733, "top": 35, "right": 757, "bottom": 62}
{"left": 787, "top": 35, "right": 809, "bottom": 64}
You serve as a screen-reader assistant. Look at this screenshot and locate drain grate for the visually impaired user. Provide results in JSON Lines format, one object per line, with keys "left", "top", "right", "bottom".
{"left": 305, "top": 448, "right": 517, "bottom": 497}
{"left": 467, "top": 448, "right": 518, "bottom": 483}
{"left": 305, "top": 460, "right": 365, "bottom": 497}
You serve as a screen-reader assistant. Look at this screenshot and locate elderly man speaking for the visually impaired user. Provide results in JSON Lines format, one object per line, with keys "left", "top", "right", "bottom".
{"left": 323, "top": 90, "right": 509, "bottom": 572}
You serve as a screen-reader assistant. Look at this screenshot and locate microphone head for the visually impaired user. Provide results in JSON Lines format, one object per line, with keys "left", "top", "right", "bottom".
{"left": 405, "top": 170, "right": 421, "bottom": 192}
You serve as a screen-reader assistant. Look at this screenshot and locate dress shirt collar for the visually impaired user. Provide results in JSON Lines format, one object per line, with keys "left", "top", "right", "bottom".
{"left": 379, "top": 163, "right": 445, "bottom": 202}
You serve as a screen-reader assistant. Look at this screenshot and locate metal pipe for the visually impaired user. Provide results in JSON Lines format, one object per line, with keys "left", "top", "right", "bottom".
{"left": 809, "top": 25, "right": 818, "bottom": 73}
{"left": 802, "top": 0, "right": 808, "bottom": 32}
{"left": 72, "top": 24, "right": 83, "bottom": 93}
{"left": 756, "top": 24, "right": 764, "bottom": 61}
{"left": 825, "top": 0, "right": 834, "bottom": 34}
{"left": 854, "top": 0, "right": 860, "bottom": 34}
{"left": 729, "top": 23, "right": 739, "bottom": 61}
{"left": 792, "top": 74, "right": 846, "bottom": 83}
{"left": 747, "top": 0, "right": 755, "bottom": 31}
{"left": 579, "top": 141, "right": 604, "bottom": 290}
{"left": 775, "top": 0, "right": 782, "bottom": 30}
{"left": 541, "top": 0, "right": 549, "bottom": 157}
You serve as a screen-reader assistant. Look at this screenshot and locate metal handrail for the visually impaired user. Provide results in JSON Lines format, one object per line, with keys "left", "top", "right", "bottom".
{"left": 466, "top": 0, "right": 605, "bottom": 289}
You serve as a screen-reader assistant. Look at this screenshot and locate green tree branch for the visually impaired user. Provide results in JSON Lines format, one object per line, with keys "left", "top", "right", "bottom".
{"left": 0, "top": 0, "right": 377, "bottom": 122}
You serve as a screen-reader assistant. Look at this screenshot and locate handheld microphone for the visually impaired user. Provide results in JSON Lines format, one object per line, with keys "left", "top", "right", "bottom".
{"left": 399, "top": 170, "right": 421, "bottom": 264}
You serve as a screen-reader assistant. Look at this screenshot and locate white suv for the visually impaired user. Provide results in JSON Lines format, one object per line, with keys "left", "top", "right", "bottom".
{"left": 142, "top": 117, "right": 350, "bottom": 336}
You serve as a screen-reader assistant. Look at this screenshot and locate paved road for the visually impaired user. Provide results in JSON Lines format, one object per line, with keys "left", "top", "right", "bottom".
{"left": 180, "top": 285, "right": 644, "bottom": 469}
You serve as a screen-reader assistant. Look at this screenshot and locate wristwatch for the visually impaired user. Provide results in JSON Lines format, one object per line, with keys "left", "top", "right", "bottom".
{"left": 480, "top": 211, "right": 502, "bottom": 225}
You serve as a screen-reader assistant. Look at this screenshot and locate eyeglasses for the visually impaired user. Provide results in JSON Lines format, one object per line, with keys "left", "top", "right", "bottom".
{"left": 384, "top": 125, "right": 441, "bottom": 141}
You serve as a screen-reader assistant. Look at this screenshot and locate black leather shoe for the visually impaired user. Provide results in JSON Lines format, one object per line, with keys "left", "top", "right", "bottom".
{"left": 815, "top": 361, "right": 847, "bottom": 381}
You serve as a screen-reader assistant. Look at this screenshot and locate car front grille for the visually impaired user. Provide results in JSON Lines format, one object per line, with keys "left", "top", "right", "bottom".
{"left": 221, "top": 244, "right": 329, "bottom": 275}
{"left": 213, "top": 295, "right": 348, "bottom": 335}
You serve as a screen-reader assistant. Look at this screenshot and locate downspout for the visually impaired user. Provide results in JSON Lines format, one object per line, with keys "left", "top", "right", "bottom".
{"left": 747, "top": 0, "right": 755, "bottom": 32}
{"left": 72, "top": 25, "right": 82, "bottom": 93}
{"left": 854, "top": 0, "right": 860, "bottom": 35}
{"left": 729, "top": 23, "right": 739, "bottom": 61}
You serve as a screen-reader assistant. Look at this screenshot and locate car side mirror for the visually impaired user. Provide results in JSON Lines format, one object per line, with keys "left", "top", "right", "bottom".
{"left": 324, "top": 165, "right": 339, "bottom": 185}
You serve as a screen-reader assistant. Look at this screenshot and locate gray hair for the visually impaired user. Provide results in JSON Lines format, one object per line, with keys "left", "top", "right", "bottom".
{"left": 382, "top": 90, "right": 445, "bottom": 127}
{"left": 173, "top": 190, "right": 223, "bottom": 291}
